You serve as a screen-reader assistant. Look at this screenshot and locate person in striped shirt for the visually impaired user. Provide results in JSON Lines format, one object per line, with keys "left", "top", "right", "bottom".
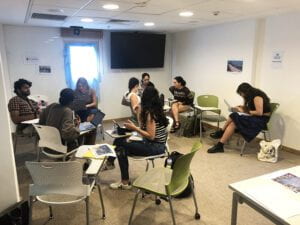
{"left": 110, "top": 86, "right": 169, "bottom": 190}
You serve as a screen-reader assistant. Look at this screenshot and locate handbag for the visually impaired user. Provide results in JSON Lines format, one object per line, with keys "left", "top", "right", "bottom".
{"left": 257, "top": 139, "right": 281, "bottom": 163}
{"left": 121, "top": 92, "right": 131, "bottom": 106}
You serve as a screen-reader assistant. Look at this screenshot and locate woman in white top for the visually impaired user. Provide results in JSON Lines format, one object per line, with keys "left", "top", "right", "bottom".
{"left": 124, "top": 77, "right": 141, "bottom": 122}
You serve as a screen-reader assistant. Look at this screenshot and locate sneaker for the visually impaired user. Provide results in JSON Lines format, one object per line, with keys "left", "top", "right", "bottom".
{"left": 101, "top": 162, "right": 115, "bottom": 171}
{"left": 109, "top": 181, "right": 132, "bottom": 190}
{"left": 207, "top": 144, "right": 224, "bottom": 153}
{"left": 209, "top": 129, "right": 224, "bottom": 139}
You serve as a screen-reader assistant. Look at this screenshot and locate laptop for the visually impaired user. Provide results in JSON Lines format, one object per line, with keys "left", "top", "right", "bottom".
{"left": 79, "top": 111, "right": 105, "bottom": 132}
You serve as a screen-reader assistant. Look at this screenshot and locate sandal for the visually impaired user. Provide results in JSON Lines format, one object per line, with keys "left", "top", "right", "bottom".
{"left": 174, "top": 121, "right": 181, "bottom": 129}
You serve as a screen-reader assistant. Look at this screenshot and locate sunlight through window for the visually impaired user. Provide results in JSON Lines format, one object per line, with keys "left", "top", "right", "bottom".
{"left": 69, "top": 45, "right": 98, "bottom": 83}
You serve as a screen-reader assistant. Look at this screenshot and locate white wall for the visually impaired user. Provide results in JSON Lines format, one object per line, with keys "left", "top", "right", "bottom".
{"left": 4, "top": 25, "right": 66, "bottom": 103}
{"left": 172, "top": 20, "right": 256, "bottom": 115}
{"left": 3, "top": 26, "right": 172, "bottom": 120}
{"left": 172, "top": 14, "right": 300, "bottom": 150}
{"left": 0, "top": 24, "right": 20, "bottom": 213}
{"left": 259, "top": 13, "right": 300, "bottom": 150}
{"left": 99, "top": 31, "right": 172, "bottom": 119}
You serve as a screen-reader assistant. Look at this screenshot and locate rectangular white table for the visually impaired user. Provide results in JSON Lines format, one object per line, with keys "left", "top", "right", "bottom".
{"left": 105, "top": 129, "right": 132, "bottom": 139}
{"left": 229, "top": 166, "right": 300, "bottom": 225}
{"left": 194, "top": 105, "right": 221, "bottom": 139}
{"left": 21, "top": 118, "right": 39, "bottom": 124}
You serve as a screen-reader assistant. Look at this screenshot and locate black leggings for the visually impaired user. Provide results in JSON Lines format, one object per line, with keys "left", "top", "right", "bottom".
{"left": 110, "top": 138, "right": 165, "bottom": 180}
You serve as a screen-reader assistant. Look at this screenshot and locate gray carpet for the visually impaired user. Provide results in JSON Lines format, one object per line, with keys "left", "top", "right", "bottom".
{"left": 14, "top": 121, "right": 300, "bottom": 225}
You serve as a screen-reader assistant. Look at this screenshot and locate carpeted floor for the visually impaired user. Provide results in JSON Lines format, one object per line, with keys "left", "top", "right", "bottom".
{"left": 14, "top": 120, "right": 300, "bottom": 225}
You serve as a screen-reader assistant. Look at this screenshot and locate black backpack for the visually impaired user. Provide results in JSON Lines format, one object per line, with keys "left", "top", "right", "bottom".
{"left": 164, "top": 151, "right": 194, "bottom": 198}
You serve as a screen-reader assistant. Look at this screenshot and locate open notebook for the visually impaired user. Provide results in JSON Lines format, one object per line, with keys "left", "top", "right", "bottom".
{"left": 224, "top": 99, "right": 249, "bottom": 116}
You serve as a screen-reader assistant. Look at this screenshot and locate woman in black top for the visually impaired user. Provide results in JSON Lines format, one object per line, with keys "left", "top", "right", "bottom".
{"left": 109, "top": 87, "right": 169, "bottom": 190}
{"left": 169, "top": 76, "right": 194, "bottom": 131}
{"left": 208, "top": 82, "right": 271, "bottom": 153}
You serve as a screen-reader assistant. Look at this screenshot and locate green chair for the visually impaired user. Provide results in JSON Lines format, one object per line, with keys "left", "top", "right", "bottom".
{"left": 128, "top": 142, "right": 202, "bottom": 225}
{"left": 195, "top": 95, "right": 226, "bottom": 139}
{"left": 240, "top": 103, "right": 280, "bottom": 156}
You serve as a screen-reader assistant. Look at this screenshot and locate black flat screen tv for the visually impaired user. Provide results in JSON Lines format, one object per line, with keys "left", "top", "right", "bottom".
{"left": 110, "top": 32, "right": 166, "bottom": 69}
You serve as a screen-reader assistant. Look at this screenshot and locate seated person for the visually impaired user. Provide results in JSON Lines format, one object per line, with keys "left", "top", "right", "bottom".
{"left": 39, "top": 88, "right": 80, "bottom": 151}
{"left": 109, "top": 87, "right": 169, "bottom": 189}
{"left": 123, "top": 77, "right": 141, "bottom": 123}
{"left": 73, "top": 77, "right": 97, "bottom": 122}
{"left": 8, "top": 79, "right": 39, "bottom": 134}
{"left": 139, "top": 72, "right": 154, "bottom": 96}
{"left": 169, "top": 76, "right": 194, "bottom": 132}
{"left": 73, "top": 77, "right": 98, "bottom": 144}
{"left": 208, "top": 82, "right": 271, "bottom": 153}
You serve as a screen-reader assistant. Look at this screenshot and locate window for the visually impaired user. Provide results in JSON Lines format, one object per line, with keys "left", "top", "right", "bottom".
{"left": 64, "top": 43, "right": 100, "bottom": 91}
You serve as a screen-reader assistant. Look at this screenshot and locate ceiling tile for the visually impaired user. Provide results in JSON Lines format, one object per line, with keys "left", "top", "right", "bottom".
{"left": 33, "top": 0, "right": 90, "bottom": 8}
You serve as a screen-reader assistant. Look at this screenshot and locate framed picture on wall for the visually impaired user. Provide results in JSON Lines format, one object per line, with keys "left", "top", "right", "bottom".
{"left": 39, "top": 65, "right": 52, "bottom": 75}
{"left": 227, "top": 60, "right": 243, "bottom": 73}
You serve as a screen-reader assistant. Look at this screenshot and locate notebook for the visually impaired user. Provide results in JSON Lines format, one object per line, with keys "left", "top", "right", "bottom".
{"left": 224, "top": 99, "right": 250, "bottom": 116}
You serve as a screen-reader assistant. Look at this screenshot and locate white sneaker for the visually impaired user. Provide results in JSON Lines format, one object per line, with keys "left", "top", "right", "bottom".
{"left": 109, "top": 181, "right": 132, "bottom": 190}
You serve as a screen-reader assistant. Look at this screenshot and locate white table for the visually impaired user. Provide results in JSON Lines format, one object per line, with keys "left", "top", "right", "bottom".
{"left": 194, "top": 105, "right": 221, "bottom": 139}
{"left": 229, "top": 166, "right": 300, "bottom": 225}
{"left": 105, "top": 129, "right": 132, "bottom": 139}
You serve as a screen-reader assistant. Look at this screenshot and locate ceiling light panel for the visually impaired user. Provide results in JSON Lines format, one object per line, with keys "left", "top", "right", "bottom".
{"left": 85, "top": 1, "right": 132, "bottom": 11}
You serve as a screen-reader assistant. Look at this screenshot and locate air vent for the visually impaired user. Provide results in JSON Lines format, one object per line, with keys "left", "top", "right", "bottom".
{"left": 31, "top": 13, "right": 67, "bottom": 21}
{"left": 108, "top": 19, "right": 138, "bottom": 23}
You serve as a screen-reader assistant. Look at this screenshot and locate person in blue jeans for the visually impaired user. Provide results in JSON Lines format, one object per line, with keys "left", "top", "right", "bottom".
{"left": 109, "top": 86, "right": 169, "bottom": 190}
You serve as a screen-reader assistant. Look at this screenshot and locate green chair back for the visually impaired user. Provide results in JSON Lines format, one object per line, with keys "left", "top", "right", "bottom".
{"left": 190, "top": 91, "right": 195, "bottom": 104}
{"left": 166, "top": 142, "right": 201, "bottom": 196}
{"left": 270, "top": 103, "right": 280, "bottom": 115}
{"left": 197, "top": 95, "right": 218, "bottom": 108}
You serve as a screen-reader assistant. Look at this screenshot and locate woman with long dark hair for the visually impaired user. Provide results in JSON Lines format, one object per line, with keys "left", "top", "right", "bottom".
{"left": 208, "top": 82, "right": 271, "bottom": 153}
{"left": 110, "top": 86, "right": 169, "bottom": 189}
{"left": 169, "top": 76, "right": 194, "bottom": 131}
{"left": 73, "top": 77, "right": 97, "bottom": 122}
{"left": 123, "top": 77, "right": 141, "bottom": 122}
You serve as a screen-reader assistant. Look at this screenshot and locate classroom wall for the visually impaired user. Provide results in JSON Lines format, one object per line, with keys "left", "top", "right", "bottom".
{"left": 172, "top": 20, "right": 256, "bottom": 115}
{"left": 259, "top": 13, "right": 300, "bottom": 150}
{"left": 172, "top": 13, "right": 300, "bottom": 150}
{"left": 0, "top": 24, "right": 20, "bottom": 213}
{"left": 3, "top": 25, "right": 172, "bottom": 120}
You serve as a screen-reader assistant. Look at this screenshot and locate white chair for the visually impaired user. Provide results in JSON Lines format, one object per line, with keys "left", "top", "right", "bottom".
{"left": 33, "top": 124, "right": 77, "bottom": 161}
{"left": 26, "top": 161, "right": 102, "bottom": 225}
{"left": 129, "top": 116, "right": 174, "bottom": 171}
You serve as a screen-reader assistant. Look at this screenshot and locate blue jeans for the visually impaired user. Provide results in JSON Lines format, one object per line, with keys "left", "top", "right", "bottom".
{"left": 112, "top": 138, "right": 165, "bottom": 180}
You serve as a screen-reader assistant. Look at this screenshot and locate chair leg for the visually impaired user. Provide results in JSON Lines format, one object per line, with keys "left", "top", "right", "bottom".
{"left": 151, "top": 159, "right": 155, "bottom": 168}
{"left": 86, "top": 197, "right": 90, "bottom": 225}
{"left": 49, "top": 205, "right": 53, "bottom": 219}
{"left": 168, "top": 196, "right": 176, "bottom": 225}
{"left": 190, "top": 177, "right": 201, "bottom": 220}
{"left": 97, "top": 184, "right": 106, "bottom": 219}
{"left": 240, "top": 140, "right": 246, "bottom": 156}
{"left": 29, "top": 196, "right": 33, "bottom": 225}
{"left": 145, "top": 160, "right": 149, "bottom": 171}
{"left": 128, "top": 189, "right": 141, "bottom": 225}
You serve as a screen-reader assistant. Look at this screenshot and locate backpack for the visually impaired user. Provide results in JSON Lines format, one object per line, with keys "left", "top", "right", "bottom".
{"left": 164, "top": 151, "right": 194, "bottom": 198}
{"left": 178, "top": 114, "right": 196, "bottom": 137}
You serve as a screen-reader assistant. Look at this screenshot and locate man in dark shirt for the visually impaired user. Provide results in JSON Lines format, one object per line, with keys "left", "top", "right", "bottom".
{"left": 8, "top": 79, "right": 39, "bottom": 133}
